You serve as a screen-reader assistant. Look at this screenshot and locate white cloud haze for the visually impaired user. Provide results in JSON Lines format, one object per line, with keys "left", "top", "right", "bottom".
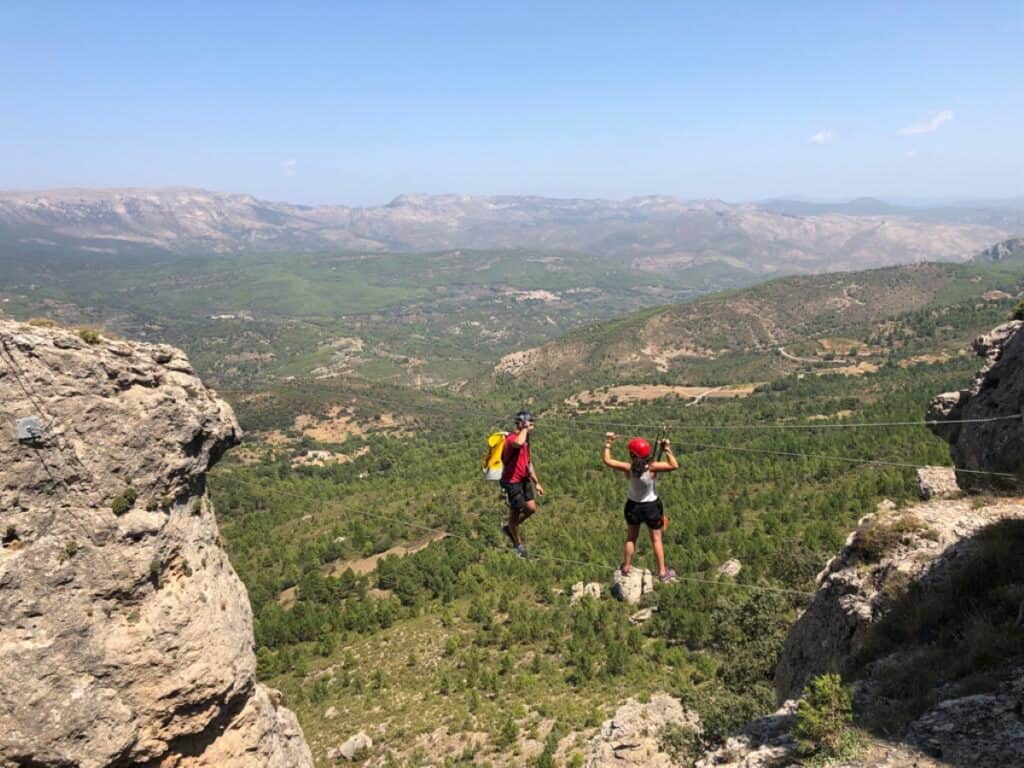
{"left": 899, "top": 110, "right": 954, "bottom": 135}
{"left": 810, "top": 130, "right": 833, "bottom": 145}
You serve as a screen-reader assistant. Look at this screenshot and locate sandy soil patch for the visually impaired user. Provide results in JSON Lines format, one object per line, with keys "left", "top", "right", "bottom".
{"left": 278, "top": 530, "right": 449, "bottom": 608}
{"left": 815, "top": 361, "right": 881, "bottom": 377}
{"left": 807, "top": 410, "right": 857, "bottom": 421}
{"left": 509, "top": 289, "right": 560, "bottom": 303}
{"left": 898, "top": 352, "right": 954, "bottom": 368}
{"left": 983, "top": 290, "right": 1013, "bottom": 301}
{"left": 291, "top": 445, "right": 370, "bottom": 468}
{"left": 566, "top": 383, "right": 759, "bottom": 409}
{"left": 295, "top": 406, "right": 407, "bottom": 442}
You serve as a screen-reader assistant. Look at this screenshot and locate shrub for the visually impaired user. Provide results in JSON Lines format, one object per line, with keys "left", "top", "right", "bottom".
{"left": 27, "top": 317, "right": 56, "bottom": 328}
{"left": 77, "top": 327, "right": 102, "bottom": 345}
{"left": 111, "top": 487, "right": 138, "bottom": 516}
{"left": 849, "top": 515, "right": 933, "bottom": 563}
{"left": 496, "top": 717, "right": 519, "bottom": 748}
{"left": 658, "top": 722, "right": 701, "bottom": 765}
{"left": 794, "top": 674, "right": 853, "bottom": 757}
{"left": 1012, "top": 298, "right": 1024, "bottom": 321}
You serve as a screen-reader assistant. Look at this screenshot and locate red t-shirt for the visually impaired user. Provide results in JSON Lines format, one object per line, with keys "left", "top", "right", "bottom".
{"left": 501, "top": 432, "right": 531, "bottom": 483}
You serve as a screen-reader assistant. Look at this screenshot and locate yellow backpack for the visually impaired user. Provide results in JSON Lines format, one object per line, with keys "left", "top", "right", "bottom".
{"left": 483, "top": 432, "right": 507, "bottom": 481}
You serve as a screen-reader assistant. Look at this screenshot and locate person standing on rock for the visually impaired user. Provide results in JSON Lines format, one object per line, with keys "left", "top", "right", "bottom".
{"left": 602, "top": 432, "right": 678, "bottom": 583}
{"left": 500, "top": 411, "right": 544, "bottom": 557}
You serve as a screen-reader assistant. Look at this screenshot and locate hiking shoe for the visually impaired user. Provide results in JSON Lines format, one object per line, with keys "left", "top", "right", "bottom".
{"left": 514, "top": 544, "right": 529, "bottom": 559}
{"left": 659, "top": 568, "right": 677, "bottom": 584}
{"left": 501, "top": 524, "right": 516, "bottom": 547}
{"left": 619, "top": 564, "right": 632, "bottom": 576}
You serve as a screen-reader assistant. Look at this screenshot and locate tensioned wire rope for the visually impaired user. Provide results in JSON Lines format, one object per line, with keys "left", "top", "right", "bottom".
{"left": 345, "top": 498, "right": 820, "bottom": 599}
{"left": 535, "top": 419, "right": 1024, "bottom": 483}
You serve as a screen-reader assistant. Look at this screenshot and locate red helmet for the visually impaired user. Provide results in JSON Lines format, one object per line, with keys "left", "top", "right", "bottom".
{"left": 627, "top": 438, "right": 651, "bottom": 459}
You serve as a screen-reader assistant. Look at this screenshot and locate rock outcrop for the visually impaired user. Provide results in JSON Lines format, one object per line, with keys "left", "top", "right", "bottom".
{"left": 694, "top": 701, "right": 798, "bottom": 768}
{"left": 585, "top": 694, "right": 700, "bottom": 768}
{"left": 774, "top": 498, "right": 1024, "bottom": 702}
{"left": 610, "top": 568, "right": 654, "bottom": 604}
{"left": 928, "top": 321, "right": 1024, "bottom": 491}
{"left": 0, "top": 321, "right": 312, "bottom": 767}
{"left": 570, "top": 581, "right": 602, "bottom": 605}
{"left": 915, "top": 466, "right": 959, "bottom": 500}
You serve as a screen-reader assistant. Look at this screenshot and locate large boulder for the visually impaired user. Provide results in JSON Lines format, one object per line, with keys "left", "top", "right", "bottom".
{"left": 610, "top": 568, "right": 654, "bottom": 604}
{"left": 915, "top": 466, "right": 959, "bottom": 500}
{"left": 0, "top": 321, "right": 312, "bottom": 767}
{"left": 928, "top": 321, "right": 1024, "bottom": 491}
{"left": 585, "top": 694, "right": 700, "bottom": 768}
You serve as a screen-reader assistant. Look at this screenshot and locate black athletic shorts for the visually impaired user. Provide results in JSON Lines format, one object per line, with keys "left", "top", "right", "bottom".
{"left": 501, "top": 480, "right": 535, "bottom": 512}
{"left": 624, "top": 498, "right": 664, "bottom": 529}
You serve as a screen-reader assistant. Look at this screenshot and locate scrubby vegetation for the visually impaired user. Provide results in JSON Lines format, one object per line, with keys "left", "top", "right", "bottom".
{"left": 795, "top": 674, "right": 857, "bottom": 760}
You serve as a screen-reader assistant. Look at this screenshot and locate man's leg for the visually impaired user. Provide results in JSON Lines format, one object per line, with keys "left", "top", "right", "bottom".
{"left": 622, "top": 524, "right": 640, "bottom": 573}
{"left": 507, "top": 504, "right": 523, "bottom": 546}
{"left": 649, "top": 527, "right": 667, "bottom": 578}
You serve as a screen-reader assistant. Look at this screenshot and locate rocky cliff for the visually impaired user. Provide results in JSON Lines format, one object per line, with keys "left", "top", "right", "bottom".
{"left": 0, "top": 321, "right": 312, "bottom": 767}
{"left": 928, "top": 320, "right": 1024, "bottom": 491}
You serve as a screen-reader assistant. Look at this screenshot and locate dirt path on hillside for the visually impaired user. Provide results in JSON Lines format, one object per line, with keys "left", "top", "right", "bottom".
{"left": 277, "top": 529, "right": 449, "bottom": 608}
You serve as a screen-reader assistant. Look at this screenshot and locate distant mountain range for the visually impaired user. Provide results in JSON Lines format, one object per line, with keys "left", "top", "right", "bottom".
{"left": 1, "top": 187, "right": 1021, "bottom": 277}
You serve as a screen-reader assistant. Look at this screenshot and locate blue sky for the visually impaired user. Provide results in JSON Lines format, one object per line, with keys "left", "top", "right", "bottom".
{"left": 1, "top": 1, "right": 1021, "bottom": 204}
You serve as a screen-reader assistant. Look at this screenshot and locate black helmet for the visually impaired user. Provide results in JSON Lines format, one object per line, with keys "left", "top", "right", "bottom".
{"left": 514, "top": 410, "right": 535, "bottom": 426}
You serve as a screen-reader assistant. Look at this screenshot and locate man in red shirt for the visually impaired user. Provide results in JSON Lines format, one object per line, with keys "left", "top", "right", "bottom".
{"left": 500, "top": 411, "right": 545, "bottom": 557}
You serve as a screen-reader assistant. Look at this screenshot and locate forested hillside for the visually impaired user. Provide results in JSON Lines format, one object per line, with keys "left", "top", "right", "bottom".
{"left": 207, "top": 257, "right": 1024, "bottom": 766}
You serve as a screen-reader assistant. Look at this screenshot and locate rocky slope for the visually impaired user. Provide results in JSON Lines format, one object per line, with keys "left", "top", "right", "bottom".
{"left": 0, "top": 188, "right": 1013, "bottom": 273}
{"left": 928, "top": 321, "right": 1024, "bottom": 491}
{"left": 0, "top": 320, "right": 312, "bottom": 767}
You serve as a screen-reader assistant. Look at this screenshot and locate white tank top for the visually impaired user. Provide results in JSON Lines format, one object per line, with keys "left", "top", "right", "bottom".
{"left": 627, "top": 469, "right": 658, "bottom": 502}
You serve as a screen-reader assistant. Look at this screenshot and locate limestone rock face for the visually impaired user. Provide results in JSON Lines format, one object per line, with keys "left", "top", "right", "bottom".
{"left": 774, "top": 498, "right": 1024, "bottom": 702}
{"left": 915, "top": 466, "right": 959, "bottom": 500}
{"left": 928, "top": 320, "right": 1024, "bottom": 491}
{"left": 610, "top": 568, "right": 653, "bottom": 604}
{"left": 0, "top": 321, "right": 312, "bottom": 767}
{"left": 585, "top": 693, "right": 700, "bottom": 768}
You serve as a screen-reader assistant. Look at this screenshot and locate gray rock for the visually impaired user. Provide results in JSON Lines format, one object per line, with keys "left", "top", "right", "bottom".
{"left": 928, "top": 321, "right": 1024, "bottom": 491}
{"left": 570, "top": 581, "right": 602, "bottom": 605}
{"left": 916, "top": 466, "right": 959, "bottom": 500}
{"left": 717, "top": 558, "right": 742, "bottom": 578}
{"left": 330, "top": 731, "right": 373, "bottom": 761}
{"left": 585, "top": 693, "right": 700, "bottom": 768}
{"left": 629, "top": 607, "right": 655, "bottom": 625}
{"left": 0, "top": 320, "right": 312, "bottom": 767}
{"left": 610, "top": 568, "right": 654, "bottom": 604}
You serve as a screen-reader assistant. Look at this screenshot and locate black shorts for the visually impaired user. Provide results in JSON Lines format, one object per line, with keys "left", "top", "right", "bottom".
{"left": 501, "top": 480, "right": 535, "bottom": 512}
{"left": 624, "top": 498, "right": 664, "bottom": 529}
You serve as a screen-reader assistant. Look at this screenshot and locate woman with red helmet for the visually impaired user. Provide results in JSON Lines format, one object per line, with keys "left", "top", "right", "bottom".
{"left": 602, "top": 432, "right": 679, "bottom": 582}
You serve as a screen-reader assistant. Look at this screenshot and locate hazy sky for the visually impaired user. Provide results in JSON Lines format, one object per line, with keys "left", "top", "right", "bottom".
{"left": 2, "top": 1, "right": 1021, "bottom": 205}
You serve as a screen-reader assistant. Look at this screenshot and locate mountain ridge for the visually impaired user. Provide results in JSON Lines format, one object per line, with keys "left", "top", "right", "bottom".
{"left": 1, "top": 188, "right": 1018, "bottom": 279}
